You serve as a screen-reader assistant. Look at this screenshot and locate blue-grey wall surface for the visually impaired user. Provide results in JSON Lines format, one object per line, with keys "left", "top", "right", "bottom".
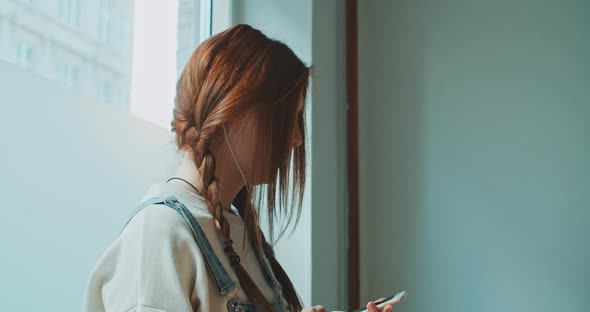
{"left": 358, "top": 1, "right": 589, "bottom": 311}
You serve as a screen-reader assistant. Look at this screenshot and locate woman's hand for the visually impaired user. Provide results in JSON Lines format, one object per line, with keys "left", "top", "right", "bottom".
{"left": 366, "top": 297, "right": 394, "bottom": 312}
{"left": 301, "top": 305, "right": 326, "bottom": 312}
{"left": 301, "top": 298, "right": 394, "bottom": 312}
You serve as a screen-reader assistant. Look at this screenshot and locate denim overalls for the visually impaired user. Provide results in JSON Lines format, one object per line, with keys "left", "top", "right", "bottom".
{"left": 121, "top": 195, "right": 288, "bottom": 312}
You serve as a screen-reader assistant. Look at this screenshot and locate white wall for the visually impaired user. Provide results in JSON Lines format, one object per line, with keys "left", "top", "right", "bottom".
{"left": 0, "top": 60, "right": 181, "bottom": 310}
{"left": 358, "top": 1, "right": 590, "bottom": 311}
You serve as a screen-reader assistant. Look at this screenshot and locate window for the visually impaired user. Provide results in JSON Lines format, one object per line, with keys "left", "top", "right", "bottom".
{"left": 59, "top": 0, "right": 80, "bottom": 27}
{"left": 1, "top": 0, "right": 224, "bottom": 121}
{"left": 55, "top": 63, "right": 79, "bottom": 88}
{"left": 15, "top": 42, "right": 33, "bottom": 68}
{"left": 97, "top": 0, "right": 113, "bottom": 45}
{"left": 96, "top": 80, "right": 113, "bottom": 104}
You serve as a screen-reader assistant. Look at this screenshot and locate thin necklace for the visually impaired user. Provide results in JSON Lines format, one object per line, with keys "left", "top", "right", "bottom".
{"left": 166, "top": 177, "right": 201, "bottom": 195}
{"left": 166, "top": 177, "right": 235, "bottom": 214}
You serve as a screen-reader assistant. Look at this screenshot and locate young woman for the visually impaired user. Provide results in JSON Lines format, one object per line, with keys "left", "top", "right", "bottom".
{"left": 84, "top": 24, "right": 393, "bottom": 312}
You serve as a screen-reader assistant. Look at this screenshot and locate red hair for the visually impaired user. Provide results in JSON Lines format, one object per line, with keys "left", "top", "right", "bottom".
{"left": 171, "top": 24, "right": 312, "bottom": 311}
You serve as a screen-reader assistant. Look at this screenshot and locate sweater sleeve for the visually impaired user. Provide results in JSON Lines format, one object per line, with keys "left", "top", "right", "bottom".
{"left": 84, "top": 204, "right": 202, "bottom": 312}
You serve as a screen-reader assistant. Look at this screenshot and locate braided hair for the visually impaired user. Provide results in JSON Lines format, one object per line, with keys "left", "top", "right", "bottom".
{"left": 171, "top": 24, "right": 311, "bottom": 312}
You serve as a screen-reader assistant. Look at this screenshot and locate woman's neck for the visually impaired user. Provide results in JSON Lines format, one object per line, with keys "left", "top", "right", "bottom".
{"left": 171, "top": 150, "right": 244, "bottom": 212}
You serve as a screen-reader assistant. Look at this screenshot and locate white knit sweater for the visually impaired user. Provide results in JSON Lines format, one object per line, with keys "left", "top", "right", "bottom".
{"left": 84, "top": 182, "right": 277, "bottom": 312}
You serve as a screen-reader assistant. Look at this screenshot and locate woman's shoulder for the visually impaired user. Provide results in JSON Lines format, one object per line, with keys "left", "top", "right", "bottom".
{"left": 121, "top": 202, "right": 216, "bottom": 245}
{"left": 94, "top": 203, "right": 205, "bottom": 268}
{"left": 85, "top": 203, "right": 206, "bottom": 311}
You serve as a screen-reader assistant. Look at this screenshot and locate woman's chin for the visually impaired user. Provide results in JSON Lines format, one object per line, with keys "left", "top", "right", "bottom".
{"left": 249, "top": 176, "right": 272, "bottom": 186}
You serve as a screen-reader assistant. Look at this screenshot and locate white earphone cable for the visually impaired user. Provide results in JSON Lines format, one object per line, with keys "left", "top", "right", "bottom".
{"left": 224, "top": 125, "right": 250, "bottom": 194}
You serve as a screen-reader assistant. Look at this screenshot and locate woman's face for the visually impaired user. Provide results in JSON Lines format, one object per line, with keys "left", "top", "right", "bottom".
{"left": 228, "top": 93, "right": 304, "bottom": 185}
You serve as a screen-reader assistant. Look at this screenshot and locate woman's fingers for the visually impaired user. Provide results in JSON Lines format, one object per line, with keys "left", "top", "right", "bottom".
{"left": 314, "top": 305, "right": 326, "bottom": 312}
{"left": 301, "top": 305, "right": 326, "bottom": 312}
{"left": 366, "top": 301, "right": 378, "bottom": 312}
{"left": 382, "top": 303, "right": 394, "bottom": 312}
{"left": 366, "top": 300, "right": 394, "bottom": 312}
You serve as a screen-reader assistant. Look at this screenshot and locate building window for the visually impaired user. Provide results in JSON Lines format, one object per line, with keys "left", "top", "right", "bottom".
{"left": 98, "top": 1, "right": 113, "bottom": 44}
{"left": 96, "top": 80, "right": 114, "bottom": 104}
{"left": 16, "top": 42, "right": 33, "bottom": 68}
{"left": 55, "top": 63, "right": 79, "bottom": 88}
{"left": 59, "top": 0, "right": 80, "bottom": 27}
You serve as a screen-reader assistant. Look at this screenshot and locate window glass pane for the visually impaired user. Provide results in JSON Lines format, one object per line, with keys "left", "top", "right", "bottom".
{"left": 1, "top": 0, "right": 213, "bottom": 126}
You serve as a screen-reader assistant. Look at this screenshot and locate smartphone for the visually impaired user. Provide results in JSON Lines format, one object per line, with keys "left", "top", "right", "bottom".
{"left": 351, "top": 290, "right": 407, "bottom": 312}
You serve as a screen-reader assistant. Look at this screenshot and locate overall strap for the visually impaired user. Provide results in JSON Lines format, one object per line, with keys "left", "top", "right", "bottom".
{"left": 120, "top": 195, "right": 238, "bottom": 297}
